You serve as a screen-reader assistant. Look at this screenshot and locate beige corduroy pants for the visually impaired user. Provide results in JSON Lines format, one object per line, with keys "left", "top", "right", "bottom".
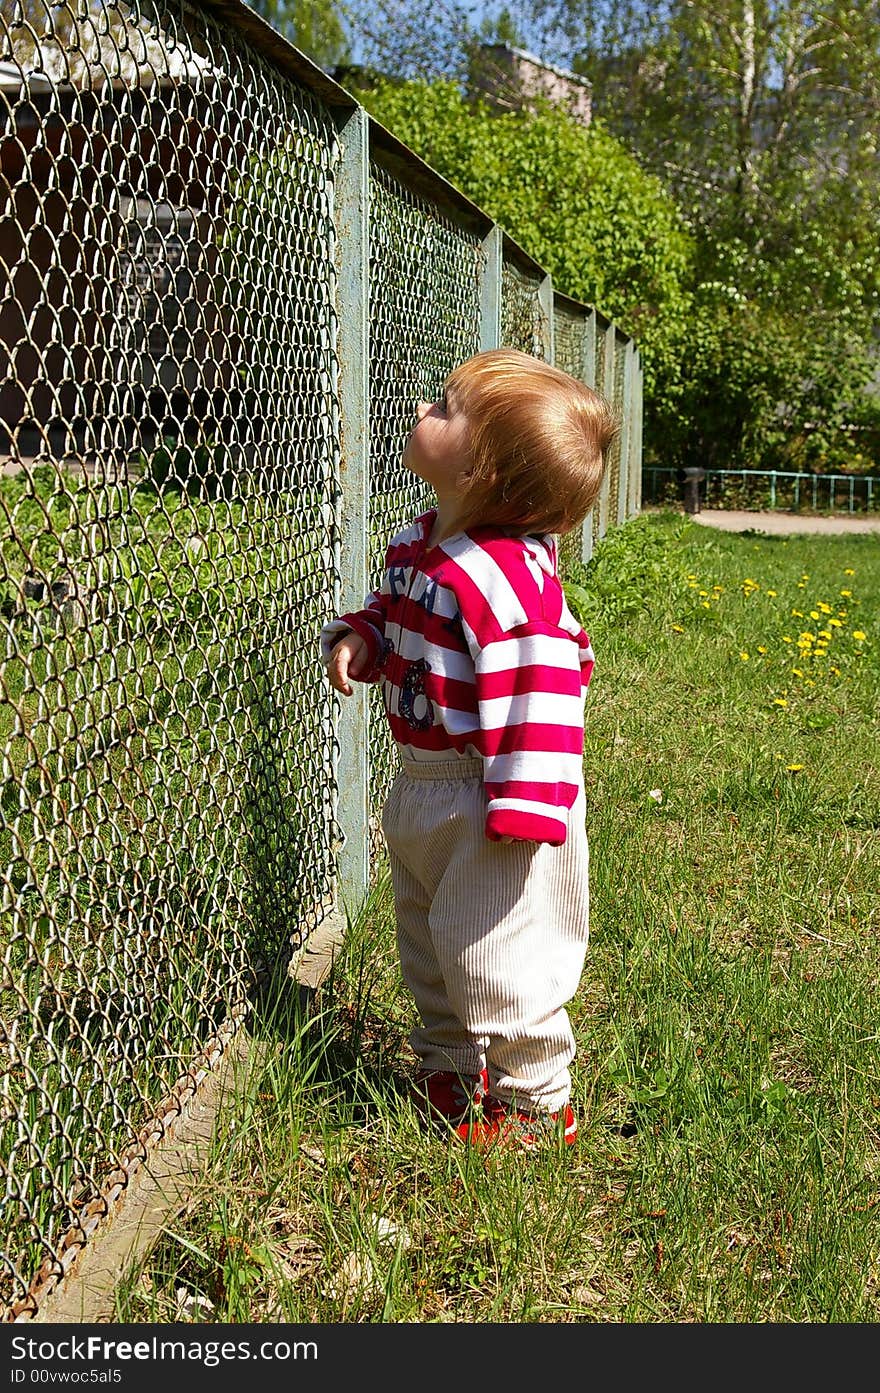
{"left": 382, "top": 757, "right": 590, "bottom": 1114}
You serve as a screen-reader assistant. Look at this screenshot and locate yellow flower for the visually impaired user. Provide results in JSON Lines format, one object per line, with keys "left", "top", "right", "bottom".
{"left": 829, "top": 618, "right": 842, "bottom": 628}
{"left": 792, "top": 668, "right": 804, "bottom": 677}
{"left": 809, "top": 610, "right": 820, "bottom": 620}
{"left": 818, "top": 630, "right": 832, "bottom": 640}
{"left": 844, "top": 568, "right": 854, "bottom": 576}
{"left": 840, "top": 589, "right": 852, "bottom": 598}
{"left": 782, "top": 635, "right": 792, "bottom": 643}
{"left": 838, "top": 610, "right": 847, "bottom": 618}
{"left": 814, "top": 645, "right": 828, "bottom": 655}
{"left": 853, "top": 630, "right": 867, "bottom": 642}
{"left": 699, "top": 589, "right": 708, "bottom": 597}
{"left": 786, "top": 764, "right": 805, "bottom": 772}
{"left": 671, "top": 624, "right": 684, "bottom": 633}
{"left": 830, "top": 666, "right": 841, "bottom": 675}
{"left": 818, "top": 602, "right": 833, "bottom": 614}
{"left": 739, "top": 651, "right": 750, "bottom": 661}
{"left": 702, "top": 601, "right": 711, "bottom": 609}
{"left": 773, "top": 698, "right": 788, "bottom": 707}
{"left": 791, "top": 609, "right": 803, "bottom": 618}
{"left": 757, "top": 646, "right": 767, "bottom": 654}
{"left": 766, "top": 589, "right": 777, "bottom": 597}
{"left": 799, "top": 632, "right": 815, "bottom": 643}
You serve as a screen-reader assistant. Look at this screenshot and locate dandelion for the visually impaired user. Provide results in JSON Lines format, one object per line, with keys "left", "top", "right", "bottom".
{"left": 818, "top": 630, "right": 832, "bottom": 641}
{"left": 844, "top": 568, "right": 854, "bottom": 576}
{"left": 829, "top": 618, "right": 842, "bottom": 628}
{"left": 830, "top": 666, "right": 841, "bottom": 675}
{"left": 818, "top": 603, "right": 833, "bottom": 614}
{"left": 773, "top": 698, "right": 788, "bottom": 707}
{"left": 786, "top": 764, "right": 805, "bottom": 772}
{"left": 671, "top": 624, "right": 684, "bottom": 633}
{"left": 757, "top": 646, "right": 767, "bottom": 654}
{"left": 766, "top": 589, "right": 777, "bottom": 597}
{"left": 702, "top": 601, "right": 711, "bottom": 609}
{"left": 841, "top": 589, "right": 853, "bottom": 598}
{"left": 699, "top": 589, "right": 708, "bottom": 597}
{"left": 853, "top": 630, "right": 867, "bottom": 642}
{"left": 799, "top": 632, "right": 815, "bottom": 643}
{"left": 809, "top": 610, "right": 820, "bottom": 620}
{"left": 739, "top": 651, "right": 750, "bottom": 661}
{"left": 782, "top": 636, "right": 792, "bottom": 643}
{"left": 792, "top": 668, "right": 804, "bottom": 678}
{"left": 792, "top": 609, "right": 804, "bottom": 618}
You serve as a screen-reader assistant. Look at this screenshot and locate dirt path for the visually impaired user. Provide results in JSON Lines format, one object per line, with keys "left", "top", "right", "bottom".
{"left": 683, "top": 508, "right": 880, "bottom": 537}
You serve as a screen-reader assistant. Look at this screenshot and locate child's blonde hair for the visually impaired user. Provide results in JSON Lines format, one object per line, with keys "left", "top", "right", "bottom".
{"left": 446, "top": 348, "right": 619, "bottom": 536}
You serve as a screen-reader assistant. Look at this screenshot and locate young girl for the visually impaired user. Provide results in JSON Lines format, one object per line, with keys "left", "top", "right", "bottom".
{"left": 320, "top": 348, "right": 617, "bottom": 1149}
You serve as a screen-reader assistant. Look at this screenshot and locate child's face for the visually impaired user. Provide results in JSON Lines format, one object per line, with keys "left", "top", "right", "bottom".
{"left": 403, "top": 388, "right": 472, "bottom": 500}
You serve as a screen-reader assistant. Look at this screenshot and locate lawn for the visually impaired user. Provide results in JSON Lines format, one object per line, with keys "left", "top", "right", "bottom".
{"left": 112, "top": 511, "right": 879, "bottom": 1323}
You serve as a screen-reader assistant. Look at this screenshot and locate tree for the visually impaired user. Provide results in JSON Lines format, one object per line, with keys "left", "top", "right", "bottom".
{"left": 247, "top": 0, "right": 351, "bottom": 69}
{"left": 350, "top": 75, "right": 698, "bottom": 460}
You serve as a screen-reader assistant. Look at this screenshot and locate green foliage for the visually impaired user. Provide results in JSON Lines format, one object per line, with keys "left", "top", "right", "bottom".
{"left": 347, "top": 5, "right": 880, "bottom": 474}
{"left": 247, "top": 0, "right": 350, "bottom": 66}
{"left": 353, "top": 77, "right": 695, "bottom": 426}
{"left": 563, "top": 513, "right": 691, "bottom": 631}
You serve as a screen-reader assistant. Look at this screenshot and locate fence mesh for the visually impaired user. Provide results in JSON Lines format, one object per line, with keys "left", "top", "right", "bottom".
{"left": 500, "top": 259, "right": 543, "bottom": 357}
{"left": 1, "top": 0, "right": 641, "bottom": 1318}
{"left": 0, "top": 0, "right": 340, "bottom": 1316}
{"left": 553, "top": 302, "right": 587, "bottom": 573}
{"left": 365, "top": 163, "right": 483, "bottom": 866}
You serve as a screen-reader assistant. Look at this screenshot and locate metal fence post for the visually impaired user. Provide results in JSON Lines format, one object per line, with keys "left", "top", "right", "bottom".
{"left": 581, "top": 308, "right": 598, "bottom": 563}
{"left": 332, "top": 106, "right": 370, "bottom": 920}
{"left": 538, "top": 273, "right": 555, "bottom": 364}
{"left": 596, "top": 319, "right": 615, "bottom": 540}
{"left": 480, "top": 225, "right": 502, "bottom": 352}
{"left": 617, "top": 337, "right": 635, "bottom": 526}
{"left": 630, "top": 349, "right": 643, "bottom": 517}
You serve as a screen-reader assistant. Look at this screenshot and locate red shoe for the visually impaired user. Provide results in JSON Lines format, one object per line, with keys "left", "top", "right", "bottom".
{"left": 460, "top": 1094, "right": 578, "bottom": 1150}
{"left": 412, "top": 1068, "right": 488, "bottom": 1127}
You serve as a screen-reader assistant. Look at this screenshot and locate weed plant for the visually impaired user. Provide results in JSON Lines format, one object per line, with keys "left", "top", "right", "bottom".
{"left": 111, "top": 512, "right": 879, "bottom": 1323}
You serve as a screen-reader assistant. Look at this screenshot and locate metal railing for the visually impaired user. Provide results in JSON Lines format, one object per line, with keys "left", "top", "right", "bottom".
{"left": 644, "top": 467, "right": 878, "bottom": 514}
{"left": 0, "top": 0, "right": 643, "bottom": 1318}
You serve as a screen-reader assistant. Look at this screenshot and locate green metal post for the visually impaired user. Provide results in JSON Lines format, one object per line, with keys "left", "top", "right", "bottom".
{"left": 332, "top": 106, "right": 370, "bottom": 920}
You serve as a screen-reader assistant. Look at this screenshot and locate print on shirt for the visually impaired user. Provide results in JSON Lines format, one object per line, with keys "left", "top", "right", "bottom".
{"left": 399, "top": 658, "right": 434, "bottom": 731}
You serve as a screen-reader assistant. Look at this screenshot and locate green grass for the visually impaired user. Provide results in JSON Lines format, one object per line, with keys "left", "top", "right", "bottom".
{"left": 109, "top": 512, "right": 879, "bottom": 1323}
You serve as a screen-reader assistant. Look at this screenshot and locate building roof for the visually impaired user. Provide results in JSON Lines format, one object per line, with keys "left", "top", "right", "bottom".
{"left": 0, "top": 27, "right": 218, "bottom": 93}
{"left": 480, "top": 42, "right": 592, "bottom": 92}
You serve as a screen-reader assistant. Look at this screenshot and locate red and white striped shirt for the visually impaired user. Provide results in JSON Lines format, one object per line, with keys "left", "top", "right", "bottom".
{"left": 320, "top": 508, "right": 594, "bottom": 845}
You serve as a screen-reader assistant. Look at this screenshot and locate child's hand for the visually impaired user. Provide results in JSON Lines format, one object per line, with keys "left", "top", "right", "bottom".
{"left": 328, "top": 633, "right": 369, "bottom": 696}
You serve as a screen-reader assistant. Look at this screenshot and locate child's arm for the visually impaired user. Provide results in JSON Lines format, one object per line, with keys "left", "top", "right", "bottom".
{"left": 319, "top": 586, "right": 388, "bottom": 685}
{"left": 326, "top": 632, "right": 370, "bottom": 696}
{"left": 472, "top": 622, "right": 591, "bottom": 846}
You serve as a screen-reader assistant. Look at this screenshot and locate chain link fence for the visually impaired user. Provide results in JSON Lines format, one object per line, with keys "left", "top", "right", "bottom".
{"left": 0, "top": 0, "right": 642, "bottom": 1319}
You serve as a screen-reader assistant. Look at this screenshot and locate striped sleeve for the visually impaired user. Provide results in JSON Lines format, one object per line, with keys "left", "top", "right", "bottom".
{"left": 474, "top": 622, "right": 589, "bottom": 845}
